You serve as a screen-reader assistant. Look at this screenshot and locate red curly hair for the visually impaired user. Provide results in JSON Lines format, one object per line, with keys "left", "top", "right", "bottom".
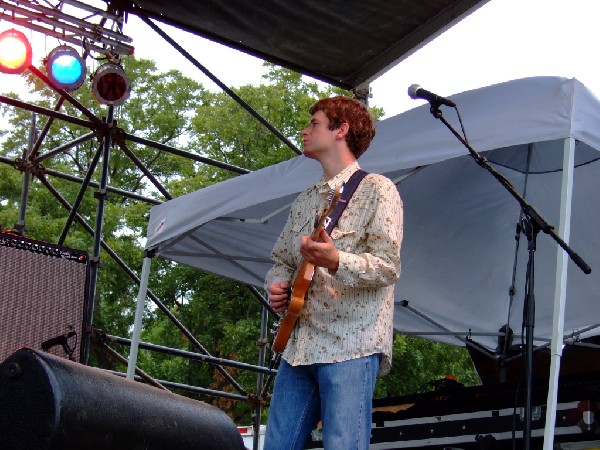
{"left": 309, "top": 96, "right": 376, "bottom": 159}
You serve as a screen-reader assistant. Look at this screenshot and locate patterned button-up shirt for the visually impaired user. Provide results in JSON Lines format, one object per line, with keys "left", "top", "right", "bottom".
{"left": 265, "top": 161, "right": 403, "bottom": 375}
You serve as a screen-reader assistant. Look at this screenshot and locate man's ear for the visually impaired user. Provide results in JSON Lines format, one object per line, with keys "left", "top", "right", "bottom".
{"left": 336, "top": 122, "right": 349, "bottom": 139}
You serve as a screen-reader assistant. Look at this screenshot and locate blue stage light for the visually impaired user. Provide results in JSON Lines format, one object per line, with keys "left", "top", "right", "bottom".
{"left": 45, "top": 45, "right": 86, "bottom": 91}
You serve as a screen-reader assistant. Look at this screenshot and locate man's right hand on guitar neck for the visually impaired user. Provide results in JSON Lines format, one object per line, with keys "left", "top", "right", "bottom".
{"left": 268, "top": 281, "right": 291, "bottom": 313}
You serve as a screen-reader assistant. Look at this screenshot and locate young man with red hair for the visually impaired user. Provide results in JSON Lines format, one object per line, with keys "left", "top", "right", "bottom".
{"left": 264, "top": 96, "right": 403, "bottom": 450}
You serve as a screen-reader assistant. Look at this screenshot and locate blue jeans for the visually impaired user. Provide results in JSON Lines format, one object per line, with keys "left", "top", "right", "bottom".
{"left": 263, "top": 354, "right": 380, "bottom": 450}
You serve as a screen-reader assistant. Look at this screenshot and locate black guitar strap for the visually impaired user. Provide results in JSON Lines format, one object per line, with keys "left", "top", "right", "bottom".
{"left": 324, "top": 169, "right": 369, "bottom": 234}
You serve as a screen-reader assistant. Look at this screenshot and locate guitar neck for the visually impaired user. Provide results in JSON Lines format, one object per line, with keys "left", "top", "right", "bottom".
{"left": 310, "top": 186, "right": 341, "bottom": 242}
{"left": 310, "top": 216, "right": 327, "bottom": 241}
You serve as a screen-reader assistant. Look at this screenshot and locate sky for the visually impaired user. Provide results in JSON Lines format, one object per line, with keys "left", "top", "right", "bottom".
{"left": 2, "top": 0, "right": 600, "bottom": 122}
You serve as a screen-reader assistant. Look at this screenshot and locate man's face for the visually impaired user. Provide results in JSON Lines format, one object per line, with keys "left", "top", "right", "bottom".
{"left": 301, "top": 110, "right": 336, "bottom": 159}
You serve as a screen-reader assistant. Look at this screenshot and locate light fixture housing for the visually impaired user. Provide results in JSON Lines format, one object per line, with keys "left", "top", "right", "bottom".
{"left": 0, "top": 29, "right": 33, "bottom": 74}
{"left": 91, "top": 62, "right": 131, "bottom": 106}
{"left": 45, "top": 45, "right": 86, "bottom": 91}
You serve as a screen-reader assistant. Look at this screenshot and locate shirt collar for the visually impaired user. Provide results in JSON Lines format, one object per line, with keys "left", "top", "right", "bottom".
{"left": 315, "top": 161, "right": 361, "bottom": 194}
{"left": 327, "top": 161, "right": 361, "bottom": 190}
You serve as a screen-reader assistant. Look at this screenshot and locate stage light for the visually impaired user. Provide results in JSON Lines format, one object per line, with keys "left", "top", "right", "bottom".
{"left": 0, "top": 29, "right": 33, "bottom": 74}
{"left": 45, "top": 45, "right": 86, "bottom": 91}
{"left": 91, "top": 62, "right": 130, "bottom": 106}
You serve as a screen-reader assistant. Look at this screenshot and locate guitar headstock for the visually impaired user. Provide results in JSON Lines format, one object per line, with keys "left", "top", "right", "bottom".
{"left": 326, "top": 184, "right": 342, "bottom": 213}
{"left": 311, "top": 184, "right": 342, "bottom": 240}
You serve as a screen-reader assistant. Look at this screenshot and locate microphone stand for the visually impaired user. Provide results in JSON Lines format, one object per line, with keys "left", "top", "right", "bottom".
{"left": 426, "top": 102, "right": 591, "bottom": 450}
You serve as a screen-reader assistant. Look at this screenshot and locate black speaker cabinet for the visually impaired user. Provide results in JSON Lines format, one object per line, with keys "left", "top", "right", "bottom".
{"left": 0, "top": 231, "right": 89, "bottom": 362}
{"left": 0, "top": 348, "right": 245, "bottom": 449}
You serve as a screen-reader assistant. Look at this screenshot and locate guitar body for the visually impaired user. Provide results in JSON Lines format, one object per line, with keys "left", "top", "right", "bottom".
{"left": 271, "top": 185, "right": 341, "bottom": 354}
{"left": 271, "top": 261, "right": 315, "bottom": 353}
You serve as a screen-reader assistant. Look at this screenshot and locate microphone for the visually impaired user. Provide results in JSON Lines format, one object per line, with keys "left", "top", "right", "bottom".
{"left": 408, "top": 84, "right": 456, "bottom": 107}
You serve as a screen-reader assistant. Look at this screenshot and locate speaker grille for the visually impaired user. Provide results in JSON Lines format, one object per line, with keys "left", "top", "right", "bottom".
{"left": 0, "top": 232, "right": 89, "bottom": 363}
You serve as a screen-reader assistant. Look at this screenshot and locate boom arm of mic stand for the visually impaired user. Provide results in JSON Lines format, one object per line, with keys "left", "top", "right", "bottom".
{"left": 428, "top": 106, "right": 591, "bottom": 275}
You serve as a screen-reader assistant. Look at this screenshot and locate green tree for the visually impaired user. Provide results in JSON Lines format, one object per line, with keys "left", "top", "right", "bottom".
{"left": 188, "top": 65, "right": 358, "bottom": 183}
{"left": 375, "top": 335, "right": 480, "bottom": 399}
{"left": 0, "top": 60, "right": 478, "bottom": 425}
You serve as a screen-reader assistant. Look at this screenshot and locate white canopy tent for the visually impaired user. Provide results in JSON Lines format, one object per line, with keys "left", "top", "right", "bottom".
{"left": 135, "top": 77, "right": 600, "bottom": 448}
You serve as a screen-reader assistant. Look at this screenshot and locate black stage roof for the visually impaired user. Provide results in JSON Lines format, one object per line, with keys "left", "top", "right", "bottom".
{"left": 127, "top": 0, "right": 489, "bottom": 90}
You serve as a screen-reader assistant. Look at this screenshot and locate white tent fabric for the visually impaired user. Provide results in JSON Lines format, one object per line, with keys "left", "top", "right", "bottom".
{"left": 145, "top": 76, "right": 600, "bottom": 349}
{"left": 139, "top": 76, "right": 600, "bottom": 446}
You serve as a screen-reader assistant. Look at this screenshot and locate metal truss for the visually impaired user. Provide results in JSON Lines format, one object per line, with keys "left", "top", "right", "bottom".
{"left": 0, "top": 0, "right": 133, "bottom": 55}
{"left": 0, "top": 3, "right": 299, "bottom": 446}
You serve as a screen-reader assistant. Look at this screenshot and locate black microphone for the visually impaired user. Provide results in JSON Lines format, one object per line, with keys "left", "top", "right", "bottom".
{"left": 408, "top": 84, "right": 456, "bottom": 107}
{"left": 42, "top": 331, "right": 76, "bottom": 351}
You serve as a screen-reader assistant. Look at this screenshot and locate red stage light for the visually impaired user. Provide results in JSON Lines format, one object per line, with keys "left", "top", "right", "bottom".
{"left": 0, "top": 29, "right": 33, "bottom": 74}
{"left": 91, "top": 62, "right": 130, "bottom": 106}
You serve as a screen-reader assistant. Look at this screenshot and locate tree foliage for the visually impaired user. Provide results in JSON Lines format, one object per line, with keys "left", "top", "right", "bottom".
{"left": 0, "top": 58, "right": 478, "bottom": 424}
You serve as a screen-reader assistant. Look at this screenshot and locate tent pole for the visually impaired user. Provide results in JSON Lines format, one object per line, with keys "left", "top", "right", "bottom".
{"left": 127, "top": 252, "right": 153, "bottom": 379}
{"left": 542, "top": 137, "right": 575, "bottom": 449}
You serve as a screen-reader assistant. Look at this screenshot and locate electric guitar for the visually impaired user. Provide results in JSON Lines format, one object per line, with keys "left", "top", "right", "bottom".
{"left": 271, "top": 185, "right": 342, "bottom": 353}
